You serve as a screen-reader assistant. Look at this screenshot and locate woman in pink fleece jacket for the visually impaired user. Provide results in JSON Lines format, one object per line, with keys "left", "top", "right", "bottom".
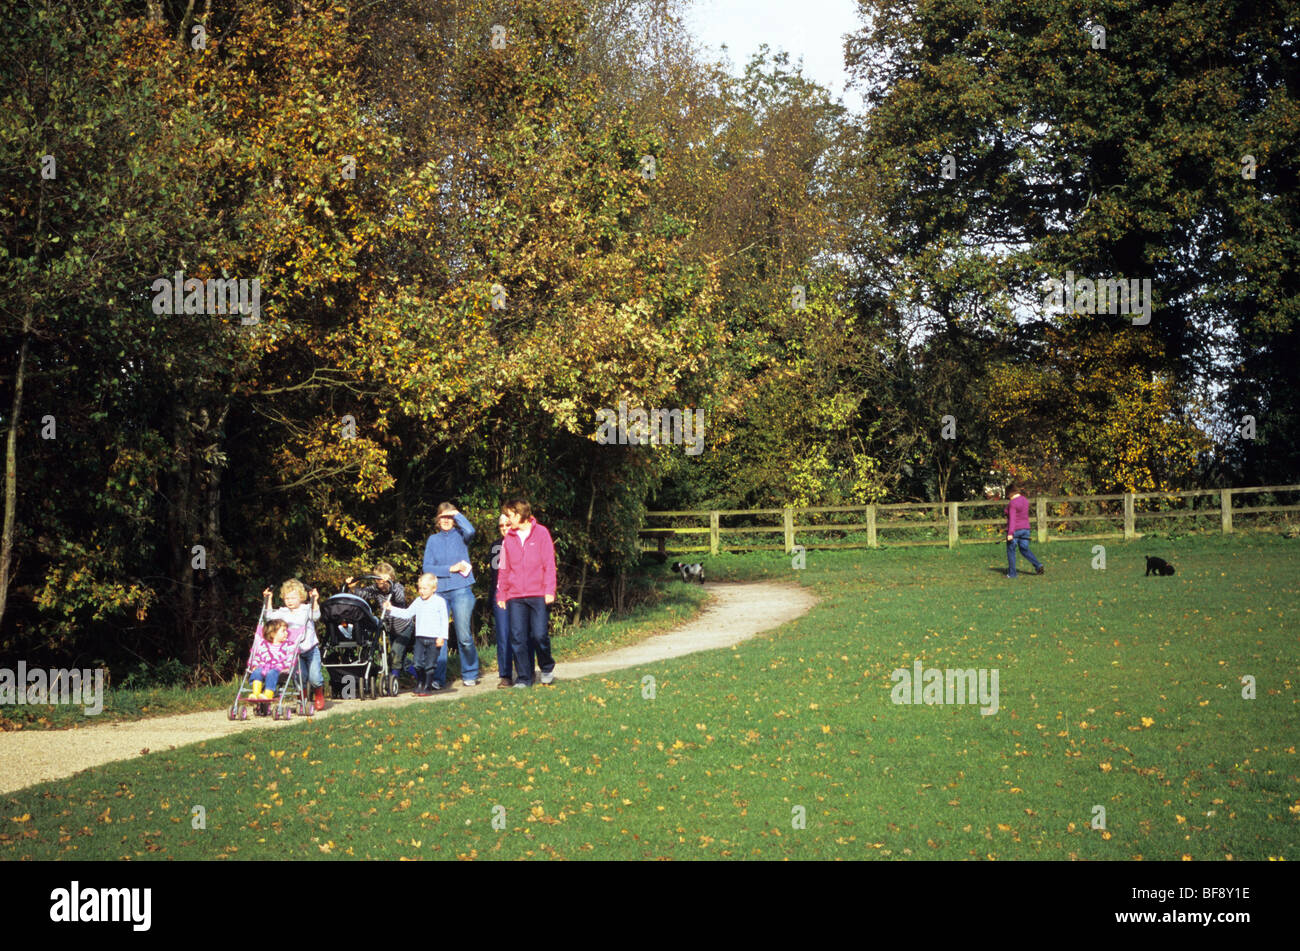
{"left": 495, "top": 498, "right": 557, "bottom": 687}
{"left": 1005, "top": 484, "right": 1044, "bottom": 578}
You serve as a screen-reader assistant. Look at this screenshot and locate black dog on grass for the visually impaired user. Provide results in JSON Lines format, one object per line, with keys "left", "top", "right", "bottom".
{"left": 671, "top": 562, "right": 706, "bottom": 584}
{"left": 1145, "top": 556, "right": 1176, "bottom": 576}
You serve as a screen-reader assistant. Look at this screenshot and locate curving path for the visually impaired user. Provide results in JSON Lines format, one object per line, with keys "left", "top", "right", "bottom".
{"left": 0, "top": 581, "right": 816, "bottom": 796}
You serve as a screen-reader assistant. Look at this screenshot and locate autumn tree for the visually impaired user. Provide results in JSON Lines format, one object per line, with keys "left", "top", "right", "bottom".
{"left": 837, "top": 0, "right": 1296, "bottom": 492}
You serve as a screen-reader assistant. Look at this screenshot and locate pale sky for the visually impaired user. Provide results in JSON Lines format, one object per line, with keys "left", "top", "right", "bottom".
{"left": 681, "top": 0, "right": 866, "bottom": 114}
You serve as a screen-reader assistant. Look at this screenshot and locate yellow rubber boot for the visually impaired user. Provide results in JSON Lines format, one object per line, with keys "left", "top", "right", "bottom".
{"left": 251, "top": 680, "right": 263, "bottom": 699}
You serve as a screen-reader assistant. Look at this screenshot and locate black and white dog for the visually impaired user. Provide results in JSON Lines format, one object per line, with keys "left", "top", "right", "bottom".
{"left": 671, "top": 562, "right": 706, "bottom": 584}
{"left": 1144, "top": 556, "right": 1176, "bottom": 576}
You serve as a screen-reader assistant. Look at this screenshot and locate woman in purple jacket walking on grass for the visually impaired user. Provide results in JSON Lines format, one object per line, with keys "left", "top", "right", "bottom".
{"left": 1005, "top": 484, "right": 1044, "bottom": 578}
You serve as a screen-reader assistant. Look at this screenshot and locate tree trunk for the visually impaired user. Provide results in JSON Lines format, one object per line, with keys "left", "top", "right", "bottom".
{"left": 168, "top": 404, "right": 200, "bottom": 668}
{"left": 936, "top": 452, "right": 952, "bottom": 504}
{"left": 613, "top": 568, "right": 626, "bottom": 615}
{"left": 0, "top": 324, "right": 31, "bottom": 633}
{"left": 573, "top": 469, "right": 596, "bottom": 621}
{"left": 195, "top": 402, "right": 229, "bottom": 679}
{"left": 2, "top": 183, "right": 45, "bottom": 635}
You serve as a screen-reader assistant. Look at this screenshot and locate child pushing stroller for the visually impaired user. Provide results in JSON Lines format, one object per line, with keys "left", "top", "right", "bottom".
{"left": 345, "top": 564, "right": 416, "bottom": 682}
{"left": 264, "top": 580, "right": 326, "bottom": 711}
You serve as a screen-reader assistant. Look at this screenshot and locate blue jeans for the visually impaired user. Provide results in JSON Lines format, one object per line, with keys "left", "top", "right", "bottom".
{"left": 252, "top": 668, "right": 280, "bottom": 692}
{"left": 508, "top": 597, "right": 553, "bottom": 687}
{"left": 1007, "top": 529, "right": 1042, "bottom": 577}
{"left": 494, "top": 602, "right": 514, "bottom": 680}
{"left": 413, "top": 636, "right": 447, "bottom": 688}
{"left": 297, "top": 646, "right": 323, "bottom": 688}
{"left": 438, "top": 587, "right": 479, "bottom": 682}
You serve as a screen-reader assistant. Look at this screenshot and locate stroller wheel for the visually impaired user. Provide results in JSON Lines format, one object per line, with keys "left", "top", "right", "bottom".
{"left": 239, "top": 707, "right": 249, "bottom": 721}
{"left": 272, "top": 707, "right": 280, "bottom": 720}
{"left": 284, "top": 706, "right": 293, "bottom": 720}
{"left": 227, "top": 706, "right": 238, "bottom": 720}
{"left": 388, "top": 673, "right": 400, "bottom": 697}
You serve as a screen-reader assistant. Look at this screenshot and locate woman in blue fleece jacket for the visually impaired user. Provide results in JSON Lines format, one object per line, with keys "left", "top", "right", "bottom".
{"left": 422, "top": 502, "right": 480, "bottom": 685}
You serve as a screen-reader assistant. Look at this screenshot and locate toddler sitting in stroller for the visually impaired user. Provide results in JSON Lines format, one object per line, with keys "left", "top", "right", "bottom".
{"left": 248, "top": 619, "right": 296, "bottom": 713}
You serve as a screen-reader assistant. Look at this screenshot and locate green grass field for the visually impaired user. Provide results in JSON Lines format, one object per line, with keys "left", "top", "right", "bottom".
{"left": 2, "top": 535, "right": 1296, "bottom": 860}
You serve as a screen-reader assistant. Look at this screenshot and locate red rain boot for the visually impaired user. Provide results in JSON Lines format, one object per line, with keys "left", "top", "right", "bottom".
{"left": 313, "top": 686, "right": 325, "bottom": 711}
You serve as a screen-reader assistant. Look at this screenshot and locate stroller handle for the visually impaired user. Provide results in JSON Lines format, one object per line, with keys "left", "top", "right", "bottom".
{"left": 245, "top": 599, "right": 270, "bottom": 667}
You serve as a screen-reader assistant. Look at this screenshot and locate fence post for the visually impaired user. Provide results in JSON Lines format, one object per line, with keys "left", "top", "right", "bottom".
{"left": 1123, "top": 492, "right": 1135, "bottom": 540}
{"left": 709, "top": 511, "right": 720, "bottom": 556}
{"left": 948, "top": 502, "right": 959, "bottom": 549}
{"left": 1036, "top": 498, "right": 1047, "bottom": 543}
{"left": 783, "top": 506, "right": 794, "bottom": 554}
{"left": 1221, "top": 488, "right": 1233, "bottom": 534}
{"left": 867, "top": 504, "right": 877, "bottom": 548}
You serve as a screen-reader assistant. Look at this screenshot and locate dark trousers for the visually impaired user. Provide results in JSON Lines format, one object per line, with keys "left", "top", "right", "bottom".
{"left": 507, "top": 597, "right": 553, "bottom": 687}
{"left": 388, "top": 618, "right": 415, "bottom": 667}
{"left": 413, "top": 636, "right": 447, "bottom": 688}
{"left": 494, "top": 602, "right": 514, "bottom": 680}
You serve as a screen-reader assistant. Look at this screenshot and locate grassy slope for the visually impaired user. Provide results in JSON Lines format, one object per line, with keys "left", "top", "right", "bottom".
{"left": 1, "top": 535, "right": 1295, "bottom": 860}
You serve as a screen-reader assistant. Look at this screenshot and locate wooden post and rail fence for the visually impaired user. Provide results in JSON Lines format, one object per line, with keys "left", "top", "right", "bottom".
{"left": 638, "top": 484, "right": 1300, "bottom": 557}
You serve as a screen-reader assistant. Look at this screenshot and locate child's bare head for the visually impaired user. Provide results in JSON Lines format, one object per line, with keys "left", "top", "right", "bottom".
{"left": 281, "top": 578, "right": 307, "bottom": 608}
{"left": 264, "top": 619, "right": 288, "bottom": 644}
{"left": 374, "top": 562, "right": 396, "bottom": 592}
{"left": 416, "top": 573, "right": 437, "bottom": 599}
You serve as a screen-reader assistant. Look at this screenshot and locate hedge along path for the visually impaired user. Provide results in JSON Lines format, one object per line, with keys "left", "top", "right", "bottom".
{"left": 0, "top": 581, "right": 816, "bottom": 796}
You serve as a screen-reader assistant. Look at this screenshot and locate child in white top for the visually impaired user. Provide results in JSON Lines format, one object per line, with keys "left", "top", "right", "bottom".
{"left": 384, "top": 573, "right": 449, "bottom": 694}
{"left": 263, "top": 579, "right": 326, "bottom": 709}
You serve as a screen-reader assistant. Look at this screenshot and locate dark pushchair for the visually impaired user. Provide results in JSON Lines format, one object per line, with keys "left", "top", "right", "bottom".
{"left": 317, "top": 587, "right": 399, "bottom": 699}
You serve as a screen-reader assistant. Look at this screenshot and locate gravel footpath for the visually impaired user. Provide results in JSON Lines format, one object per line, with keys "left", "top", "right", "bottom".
{"left": 0, "top": 581, "right": 816, "bottom": 796}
